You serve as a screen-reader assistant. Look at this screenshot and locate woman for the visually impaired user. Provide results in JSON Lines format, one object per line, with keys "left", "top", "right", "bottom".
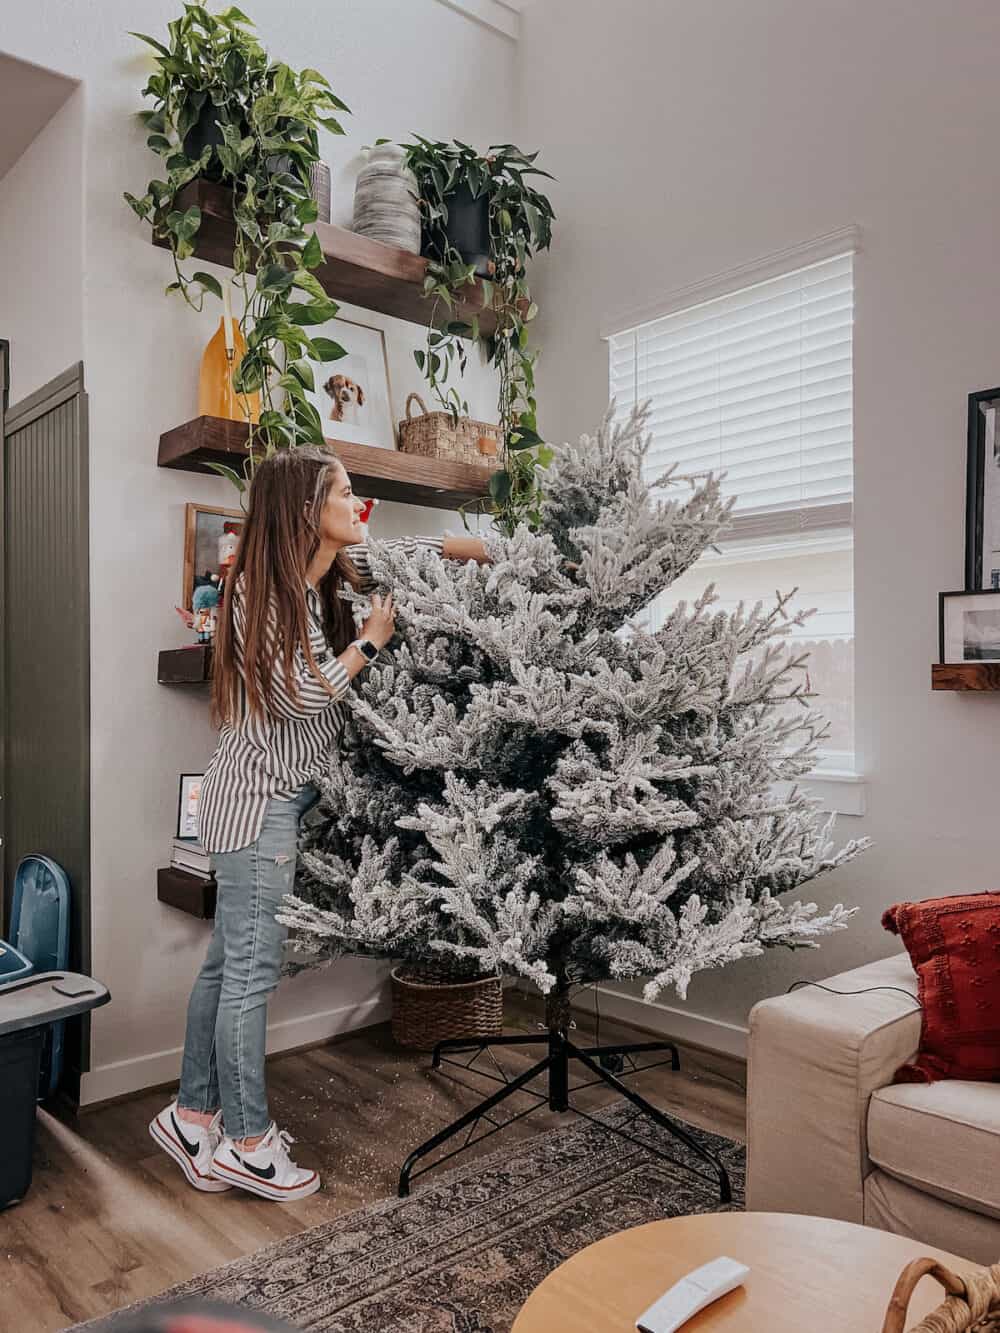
{"left": 150, "top": 446, "right": 493, "bottom": 1201}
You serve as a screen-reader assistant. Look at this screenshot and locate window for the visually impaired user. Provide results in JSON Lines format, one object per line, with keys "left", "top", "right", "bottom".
{"left": 608, "top": 248, "right": 855, "bottom": 772}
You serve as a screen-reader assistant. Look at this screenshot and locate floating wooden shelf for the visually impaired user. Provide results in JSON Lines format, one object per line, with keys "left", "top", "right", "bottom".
{"left": 154, "top": 179, "right": 500, "bottom": 336}
{"left": 158, "top": 415, "right": 495, "bottom": 511}
{"left": 158, "top": 866, "right": 216, "bottom": 919}
{"left": 932, "top": 662, "right": 1000, "bottom": 691}
{"left": 158, "top": 643, "right": 213, "bottom": 684}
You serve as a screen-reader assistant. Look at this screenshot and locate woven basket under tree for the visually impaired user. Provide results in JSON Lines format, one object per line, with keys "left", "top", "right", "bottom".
{"left": 881, "top": 1257, "right": 1000, "bottom": 1332}
{"left": 397, "top": 392, "right": 500, "bottom": 469}
{"left": 390, "top": 958, "right": 503, "bottom": 1051}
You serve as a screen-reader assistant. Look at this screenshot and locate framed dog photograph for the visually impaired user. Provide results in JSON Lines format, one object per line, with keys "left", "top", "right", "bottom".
{"left": 176, "top": 773, "right": 205, "bottom": 840}
{"left": 305, "top": 315, "right": 397, "bottom": 450}
{"left": 183, "top": 503, "right": 245, "bottom": 610}
{"left": 939, "top": 589, "right": 1000, "bottom": 664}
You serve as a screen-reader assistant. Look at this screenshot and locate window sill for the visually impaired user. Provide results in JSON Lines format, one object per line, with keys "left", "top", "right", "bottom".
{"left": 772, "top": 768, "right": 867, "bottom": 817}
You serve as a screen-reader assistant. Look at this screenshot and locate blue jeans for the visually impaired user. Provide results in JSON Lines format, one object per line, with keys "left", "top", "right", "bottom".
{"left": 178, "top": 785, "right": 318, "bottom": 1139}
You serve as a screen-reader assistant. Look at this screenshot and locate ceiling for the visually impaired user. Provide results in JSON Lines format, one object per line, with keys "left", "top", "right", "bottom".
{"left": 0, "top": 52, "right": 77, "bottom": 182}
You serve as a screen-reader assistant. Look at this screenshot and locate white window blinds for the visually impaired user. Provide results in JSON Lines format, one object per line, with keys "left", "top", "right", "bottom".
{"left": 608, "top": 251, "right": 854, "bottom": 542}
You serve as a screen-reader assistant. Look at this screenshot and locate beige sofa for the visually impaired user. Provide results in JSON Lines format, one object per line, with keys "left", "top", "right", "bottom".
{"left": 747, "top": 952, "right": 1000, "bottom": 1265}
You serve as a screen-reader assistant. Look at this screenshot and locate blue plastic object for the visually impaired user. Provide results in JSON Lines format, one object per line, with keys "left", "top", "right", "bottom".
{"left": 9, "top": 856, "right": 71, "bottom": 1096}
{"left": 0, "top": 940, "right": 34, "bottom": 985}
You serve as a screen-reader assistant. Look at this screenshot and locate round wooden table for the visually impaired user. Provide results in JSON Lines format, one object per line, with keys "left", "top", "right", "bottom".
{"left": 511, "top": 1212, "right": 979, "bottom": 1332}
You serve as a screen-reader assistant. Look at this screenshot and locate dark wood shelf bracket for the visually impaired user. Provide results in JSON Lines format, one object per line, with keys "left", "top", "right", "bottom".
{"left": 153, "top": 179, "right": 500, "bottom": 336}
{"left": 158, "top": 415, "right": 494, "bottom": 511}
{"left": 932, "top": 662, "right": 1000, "bottom": 691}
{"left": 158, "top": 644, "right": 213, "bottom": 684}
{"left": 158, "top": 866, "right": 217, "bottom": 919}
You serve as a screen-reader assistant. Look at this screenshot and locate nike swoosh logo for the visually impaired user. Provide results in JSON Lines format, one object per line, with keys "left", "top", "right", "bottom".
{"left": 171, "top": 1113, "right": 201, "bottom": 1157}
{"left": 234, "top": 1155, "right": 277, "bottom": 1181}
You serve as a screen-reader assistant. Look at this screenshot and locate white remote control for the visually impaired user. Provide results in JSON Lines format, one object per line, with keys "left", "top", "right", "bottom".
{"left": 635, "top": 1256, "right": 750, "bottom": 1332}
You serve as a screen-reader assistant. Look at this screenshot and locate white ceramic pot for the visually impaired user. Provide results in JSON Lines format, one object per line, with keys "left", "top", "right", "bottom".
{"left": 352, "top": 143, "right": 421, "bottom": 253}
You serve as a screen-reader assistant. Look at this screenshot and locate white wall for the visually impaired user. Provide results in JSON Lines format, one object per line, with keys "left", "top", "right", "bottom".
{"left": 1, "top": 0, "right": 517, "bottom": 1103}
{"left": 519, "top": 0, "right": 1000, "bottom": 1050}
{"left": 0, "top": 86, "right": 84, "bottom": 404}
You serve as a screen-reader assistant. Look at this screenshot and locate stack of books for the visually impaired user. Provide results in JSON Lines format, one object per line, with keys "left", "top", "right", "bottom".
{"left": 171, "top": 837, "right": 212, "bottom": 879}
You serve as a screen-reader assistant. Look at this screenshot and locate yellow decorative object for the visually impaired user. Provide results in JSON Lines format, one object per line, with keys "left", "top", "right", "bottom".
{"left": 197, "top": 317, "right": 260, "bottom": 423}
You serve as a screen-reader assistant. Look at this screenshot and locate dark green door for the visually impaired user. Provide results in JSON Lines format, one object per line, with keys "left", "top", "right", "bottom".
{"left": 2, "top": 357, "right": 91, "bottom": 1097}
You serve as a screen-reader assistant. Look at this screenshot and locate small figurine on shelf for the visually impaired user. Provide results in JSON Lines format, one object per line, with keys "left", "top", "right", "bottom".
{"left": 175, "top": 582, "right": 221, "bottom": 644}
{"left": 218, "top": 521, "right": 241, "bottom": 589}
{"left": 191, "top": 583, "right": 220, "bottom": 643}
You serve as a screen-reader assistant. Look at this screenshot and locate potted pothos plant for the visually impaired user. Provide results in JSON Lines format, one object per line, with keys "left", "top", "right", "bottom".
{"left": 124, "top": 3, "right": 350, "bottom": 491}
{"left": 402, "top": 138, "right": 556, "bottom": 535}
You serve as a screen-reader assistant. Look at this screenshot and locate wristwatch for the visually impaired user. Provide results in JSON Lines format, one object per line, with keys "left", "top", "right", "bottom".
{"left": 350, "top": 637, "right": 379, "bottom": 664}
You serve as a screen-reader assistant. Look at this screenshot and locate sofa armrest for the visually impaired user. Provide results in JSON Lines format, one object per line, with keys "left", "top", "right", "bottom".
{"left": 746, "top": 952, "right": 921, "bottom": 1222}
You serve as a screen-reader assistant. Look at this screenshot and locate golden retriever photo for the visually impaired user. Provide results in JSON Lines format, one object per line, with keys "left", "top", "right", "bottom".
{"left": 306, "top": 317, "right": 395, "bottom": 449}
{"left": 324, "top": 373, "right": 366, "bottom": 426}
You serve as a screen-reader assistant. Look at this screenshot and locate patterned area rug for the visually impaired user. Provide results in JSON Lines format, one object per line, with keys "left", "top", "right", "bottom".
{"left": 74, "top": 1102, "right": 744, "bottom": 1332}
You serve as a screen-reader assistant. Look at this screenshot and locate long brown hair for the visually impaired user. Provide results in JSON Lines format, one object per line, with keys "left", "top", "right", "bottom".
{"left": 211, "top": 446, "right": 365, "bottom": 727}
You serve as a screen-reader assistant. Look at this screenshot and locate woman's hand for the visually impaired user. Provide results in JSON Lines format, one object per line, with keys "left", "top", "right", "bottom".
{"left": 362, "top": 592, "right": 396, "bottom": 649}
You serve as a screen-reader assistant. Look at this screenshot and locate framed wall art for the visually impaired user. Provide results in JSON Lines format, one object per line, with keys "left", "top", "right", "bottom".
{"left": 939, "top": 589, "right": 1000, "bottom": 664}
{"left": 176, "top": 773, "right": 205, "bottom": 840}
{"left": 304, "top": 315, "right": 397, "bottom": 450}
{"left": 965, "top": 386, "right": 1000, "bottom": 590}
{"left": 183, "top": 502, "right": 244, "bottom": 609}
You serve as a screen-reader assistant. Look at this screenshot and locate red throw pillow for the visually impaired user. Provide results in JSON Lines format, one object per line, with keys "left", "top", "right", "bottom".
{"left": 882, "top": 892, "right": 1000, "bottom": 1083}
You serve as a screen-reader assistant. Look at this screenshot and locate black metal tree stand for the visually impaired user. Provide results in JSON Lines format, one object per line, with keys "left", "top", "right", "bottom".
{"left": 397, "top": 984, "right": 732, "bottom": 1203}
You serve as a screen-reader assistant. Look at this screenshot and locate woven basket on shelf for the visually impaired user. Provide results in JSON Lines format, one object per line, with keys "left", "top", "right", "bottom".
{"left": 397, "top": 392, "right": 500, "bottom": 469}
{"left": 390, "top": 962, "right": 503, "bottom": 1051}
{"left": 881, "top": 1258, "right": 1000, "bottom": 1332}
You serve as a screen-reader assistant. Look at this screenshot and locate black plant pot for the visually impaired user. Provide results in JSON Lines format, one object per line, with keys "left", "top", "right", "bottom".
{"left": 440, "top": 183, "right": 491, "bottom": 277}
{"left": 183, "top": 103, "right": 294, "bottom": 183}
{"left": 182, "top": 102, "right": 228, "bottom": 180}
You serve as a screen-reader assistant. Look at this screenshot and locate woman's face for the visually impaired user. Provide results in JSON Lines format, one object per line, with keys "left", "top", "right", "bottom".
{"left": 317, "top": 463, "right": 366, "bottom": 547}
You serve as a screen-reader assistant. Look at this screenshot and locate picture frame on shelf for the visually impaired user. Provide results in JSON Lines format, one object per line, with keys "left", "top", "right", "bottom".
{"left": 965, "top": 386, "right": 1000, "bottom": 590}
{"left": 939, "top": 589, "right": 1000, "bottom": 664}
{"left": 304, "top": 315, "right": 397, "bottom": 451}
{"left": 183, "top": 502, "right": 244, "bottom": 610}
{"left": 176, "top": 773, "right": 205, "bottom": 841}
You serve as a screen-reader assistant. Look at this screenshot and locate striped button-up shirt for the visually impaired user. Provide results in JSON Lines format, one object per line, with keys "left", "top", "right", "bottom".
{"left": 199, "top": 536, "right": 444, "bottom": 854}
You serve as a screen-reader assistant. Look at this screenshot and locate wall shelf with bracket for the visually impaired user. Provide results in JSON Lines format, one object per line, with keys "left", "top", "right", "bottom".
{"left": 153, "top": 178, "right": 502, "bottom": 336}
{"left": 158, "top": 415, "right": 495, "bottom": 512}
{"left": 931, "top": 662, "right": 1000, "bottom": 691}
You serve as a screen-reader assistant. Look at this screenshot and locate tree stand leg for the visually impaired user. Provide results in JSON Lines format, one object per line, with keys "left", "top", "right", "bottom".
{"left": 398, "top": 1043, "right": 556, "bottom": 1197}
{"left": 569, "top": 1040, "right": 732, "bottom": 1205}
{"left": 397, "top": 987, "right": 732, "bottom": 1204}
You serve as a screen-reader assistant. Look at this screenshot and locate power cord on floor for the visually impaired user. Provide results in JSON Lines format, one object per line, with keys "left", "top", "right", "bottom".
{"left": 786, "top": 980, "right": 922, "bottom": 1013}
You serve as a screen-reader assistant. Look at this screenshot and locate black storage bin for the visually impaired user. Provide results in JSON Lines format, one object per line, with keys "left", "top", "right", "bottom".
{"left": 0, "top": 970, "right": 110, "bottom": 1209}
{"left": 0, "top": 1027, "right": 44, "bottom": 1208}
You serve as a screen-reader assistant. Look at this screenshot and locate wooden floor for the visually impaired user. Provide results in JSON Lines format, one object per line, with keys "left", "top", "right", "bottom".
{"left": 0, "top": 995, "right": 747, "bottom": 1332}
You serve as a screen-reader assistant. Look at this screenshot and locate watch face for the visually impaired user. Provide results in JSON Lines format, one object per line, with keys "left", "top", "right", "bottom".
{"left": 360, "top": 639, "right": 378, "bottom": 661}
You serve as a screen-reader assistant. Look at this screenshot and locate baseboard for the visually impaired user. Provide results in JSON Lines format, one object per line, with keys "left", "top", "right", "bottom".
{"left": 565, "top": 984, "right": 749, "bottom": 1060}
{"left": 78, "top": 995, "right": 391, "bottom": 1107}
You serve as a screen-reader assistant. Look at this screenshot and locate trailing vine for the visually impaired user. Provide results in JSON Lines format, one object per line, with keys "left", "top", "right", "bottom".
{"left": 124, "top": 3, "right": 350, "bottom": 490}
{"left": 403, "top": 138, "right": 555, "bottom": 534}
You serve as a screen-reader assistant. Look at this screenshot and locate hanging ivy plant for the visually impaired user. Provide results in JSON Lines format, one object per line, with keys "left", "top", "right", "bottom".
{"left": 124, "top": 3, "right": 350, "bottom": 489}
{"left": 403, "top": 138, "right": 555, "bottom": 535}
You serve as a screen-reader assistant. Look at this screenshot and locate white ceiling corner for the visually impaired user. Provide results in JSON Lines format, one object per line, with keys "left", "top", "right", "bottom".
{"left": 432, "top": 0, "right": 522, "bottom": 41}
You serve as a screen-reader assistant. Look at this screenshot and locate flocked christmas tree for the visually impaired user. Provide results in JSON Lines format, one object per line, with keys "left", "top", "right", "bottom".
{"left": 279, "top": 403, "right": 864, "bottom": 1029}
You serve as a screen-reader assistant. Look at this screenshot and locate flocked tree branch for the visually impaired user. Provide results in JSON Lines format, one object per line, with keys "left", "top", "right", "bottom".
{"left": 279, "top": 402, "right": 866, "bottom": 1000}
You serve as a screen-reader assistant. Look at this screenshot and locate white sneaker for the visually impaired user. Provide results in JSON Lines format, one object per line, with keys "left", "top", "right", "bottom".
{"left": 149, "top": 1101, "right": 233, "bottom": 1193}
{"left": 210, "top": 1122, "right": 320, "bottom": 1202}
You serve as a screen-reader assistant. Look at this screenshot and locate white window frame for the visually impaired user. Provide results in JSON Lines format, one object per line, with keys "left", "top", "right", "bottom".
{"left": 604, "top": 227, "right": 866, "bottom": 816}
